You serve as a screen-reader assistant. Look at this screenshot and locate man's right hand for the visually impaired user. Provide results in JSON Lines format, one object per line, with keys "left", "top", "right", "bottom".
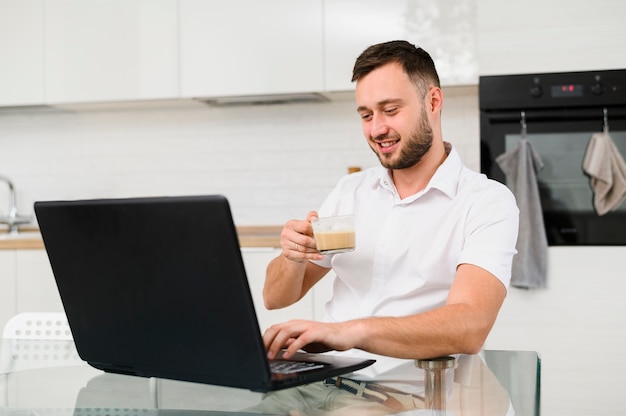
{"left": 279, "top": 211, "right": 324, "bottom": 262}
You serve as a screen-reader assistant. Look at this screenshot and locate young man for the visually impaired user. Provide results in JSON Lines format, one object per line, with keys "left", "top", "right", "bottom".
{"left": 255, "top": 40, "right": 518, "bottom": 415}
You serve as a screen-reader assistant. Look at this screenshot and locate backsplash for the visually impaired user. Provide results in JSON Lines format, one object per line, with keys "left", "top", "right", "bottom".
{"left": 0, "top": 86, "right": 478, "bottom": 226}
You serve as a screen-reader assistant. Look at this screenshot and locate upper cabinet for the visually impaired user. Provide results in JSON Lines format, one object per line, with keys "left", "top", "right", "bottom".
{"left": 8, "top": 1, "right": 624, "bottom": 107}
{"left": 44, "top": 0, "right": 179, "bottom": 104}
{"left": 0, "top": 0, "right": 45, "bottom": 107}
{"left": 179, "top": 0, "right": 324, "bottom": 99}
{"left": 477, "top": 0, "right": 626, "bottom": 75}
{"left": 324, "top": 0, "right": 478, "bottom": 91}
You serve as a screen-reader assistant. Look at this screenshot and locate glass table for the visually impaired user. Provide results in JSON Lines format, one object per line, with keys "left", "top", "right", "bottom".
{"left": 0, "top": 339, "right": 540, "bottom": 416}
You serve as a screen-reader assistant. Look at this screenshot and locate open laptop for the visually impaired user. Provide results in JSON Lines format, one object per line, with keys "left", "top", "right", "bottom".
{"left": 34, "top": 195, "right": 374, "bottom": 392}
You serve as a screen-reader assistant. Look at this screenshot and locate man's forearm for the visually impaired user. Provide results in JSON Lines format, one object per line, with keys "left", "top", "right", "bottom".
{"left": 264, "top": 264, "right": 506, "bottom": 360}
{"left": 351, "top": 305, "right": 489, "bottom": 359}
{"left": 263, "top": 255, "right": 308, "bottom": 309}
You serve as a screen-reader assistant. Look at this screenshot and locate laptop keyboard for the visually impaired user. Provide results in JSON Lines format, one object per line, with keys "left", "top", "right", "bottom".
{"left": 270, "top": 359, "right": 325, "bottom": 374}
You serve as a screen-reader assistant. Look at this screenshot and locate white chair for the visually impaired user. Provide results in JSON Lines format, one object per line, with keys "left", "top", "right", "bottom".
{"left": 1, "top": 312, "right": 83, "bottom": 373}
{"left": 1, "top": 312, "right": 85, "bottom": 408}
{"left": 2, "top": 312, "right": 73, "bottom": 340}
{"left": 1, "top": 312, "right": 160, "bottom": 409}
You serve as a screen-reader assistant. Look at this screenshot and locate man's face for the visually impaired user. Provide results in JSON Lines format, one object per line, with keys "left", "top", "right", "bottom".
{"left": 355, "top": 62, "right": 433, "bottom": 170}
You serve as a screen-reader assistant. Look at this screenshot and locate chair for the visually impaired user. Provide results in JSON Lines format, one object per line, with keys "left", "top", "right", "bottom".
{"left": 1, "top": 312, "right": 84, "bottom": 406}
{"left": 2, "top": 312, "right": 73, "bottom": 340}
{"left": 1, "top": 312, "right": 86, "bottom": 407}
{"left": 1, "top": 312, "right": 160, "bottom": 409}
{"left": 1, "top": 312, "right": 83, "bottom": 373}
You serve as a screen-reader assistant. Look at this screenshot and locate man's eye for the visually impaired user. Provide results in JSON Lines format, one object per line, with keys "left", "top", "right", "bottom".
{"left": 384, "top": 107, "right": 398, "bottom": 114}
{"left": 360, "top": 113, "right": 372, "bottom": 121}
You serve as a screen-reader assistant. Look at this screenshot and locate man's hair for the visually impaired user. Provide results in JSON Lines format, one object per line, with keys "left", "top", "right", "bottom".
{"left": 352, "top": 40, "right": 440, "bottom": 97}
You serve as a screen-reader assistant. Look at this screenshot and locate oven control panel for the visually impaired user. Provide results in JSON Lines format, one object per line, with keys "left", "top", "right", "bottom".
{"left": 479, "top": 69, "right": 626, "bottom": 110}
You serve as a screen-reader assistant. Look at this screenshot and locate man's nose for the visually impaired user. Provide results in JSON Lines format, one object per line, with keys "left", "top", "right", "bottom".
{"left": 370, "top": 114, "right": 389, "bottom": 138}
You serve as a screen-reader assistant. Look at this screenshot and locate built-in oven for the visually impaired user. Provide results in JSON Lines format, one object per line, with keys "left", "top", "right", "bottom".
{"left": 480, "top": 69, "right": 626, "bottom": 245}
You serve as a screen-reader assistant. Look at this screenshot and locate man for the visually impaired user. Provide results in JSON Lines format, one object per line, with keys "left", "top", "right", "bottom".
{"left": 256, "top": 40, "right": 519, "bottom": 415}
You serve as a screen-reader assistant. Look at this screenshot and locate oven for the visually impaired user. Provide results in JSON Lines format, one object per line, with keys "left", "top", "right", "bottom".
{"left": 480, "top": 69, "right": 626, "bottom": 245}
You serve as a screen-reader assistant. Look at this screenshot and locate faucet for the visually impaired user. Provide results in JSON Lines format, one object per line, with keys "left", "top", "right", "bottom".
{"left": 0, "top": 175, "right": 34, "bottom": 234}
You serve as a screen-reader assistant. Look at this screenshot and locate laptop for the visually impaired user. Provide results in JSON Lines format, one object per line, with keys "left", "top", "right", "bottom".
{"left": 34, "top": 195, "right": 374, "bottom": 392}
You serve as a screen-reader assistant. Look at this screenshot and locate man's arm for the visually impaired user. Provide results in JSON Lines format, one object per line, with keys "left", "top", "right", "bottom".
{"left": 264, "top": 263, "right": 506, "bottom": 360}
{"left": 263, "top": 211, "right": 330, "bottom": 310}
{"left": 264, "top": 255, "right": 329, "bottom": 309}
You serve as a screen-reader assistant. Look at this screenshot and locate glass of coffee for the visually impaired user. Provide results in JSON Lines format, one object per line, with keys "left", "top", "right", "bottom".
{"left": 311, "top": 215, "right": 356, "bottom": 254}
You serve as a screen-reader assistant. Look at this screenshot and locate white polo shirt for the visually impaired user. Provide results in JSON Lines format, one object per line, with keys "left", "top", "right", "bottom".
{"left": 311, "top": 145, "right": 519, "bottom": 387}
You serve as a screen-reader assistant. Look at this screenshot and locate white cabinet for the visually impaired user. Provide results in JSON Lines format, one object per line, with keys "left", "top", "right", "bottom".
{"left": 0, "top": 251, "right": 17, "bottom": 331}
{"left": 241, "top": 248, "right": 334, "bottom": 332}
{"left": 241, "top": 248, "right": 314, "bottom": 333}
{"left": 0, "top": 250, "right": 62, "bottom": 332}
{"left": 44, "top": 0, "right": 179, "bottom": 104}
{"left": 0, "top": 0, "right": 45, "bottom": 106}
{"left": 0, "top": 247, "right": 324, "bottom": 336}
{"left": 15, "top": 250, "right": 63, "bottom": 314}
{"left": 179, "top": 0, "right": 324, "bottom": 98}
{"left": 477, "top": 0, "right": 626, "bottom": 75}
{"left": 324, "top": 0, "right": 479, "bottom": 91}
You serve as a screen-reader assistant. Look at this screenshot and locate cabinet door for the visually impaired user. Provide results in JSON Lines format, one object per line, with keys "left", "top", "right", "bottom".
{"left": 477, "top": 0, "right": 626, "bottom": 75}
{"left": 241, "top": 248, "right": 314, "bottom": 332}
{"left": 179, "top": 0, "right": 324, "bottom": 98}
{"left": 0, "top": 251, "right": 17, "bottom": 330}
{"left": 44, "top": 0, "right": 178, "bottom": 104}
{"left": 16, "top": 250, "right": 64, "bottom": 314}
{"left": 0, "top": 0, "right": 45, "bottom": 106}
{"left": 324, "top": 0, "right": 478, "bottom": 91}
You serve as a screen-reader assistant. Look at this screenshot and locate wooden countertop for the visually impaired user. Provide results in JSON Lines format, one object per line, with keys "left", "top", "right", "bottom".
{"left": 0, "top": 225, "right": 282, "bottom": 250}
{"left": 235, "top": 225, "right": 282, "bottom": 248}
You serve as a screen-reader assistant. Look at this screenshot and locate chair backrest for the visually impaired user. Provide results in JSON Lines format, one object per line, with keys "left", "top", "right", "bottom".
{"left": 1, "top": 312, "right": 84, "bottom": 407}
{"left": 2, "top": 312, "right": 73, "bottom": 340}
{"left": 1, "top": 312, "right": 82, "bottom": 375}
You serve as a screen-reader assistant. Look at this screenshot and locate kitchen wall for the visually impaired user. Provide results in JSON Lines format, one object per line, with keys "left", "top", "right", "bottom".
{"left": 485, "top": 246, "right": 626, "bottom": 415}
{"left": 0, "top": 87, "right": 479, "bottom": 225}
{"left": 2, "top": 86, "right": 626, "bottom": 415}
{"left": 2, "top": 0, "right": 626, "bottom": 413}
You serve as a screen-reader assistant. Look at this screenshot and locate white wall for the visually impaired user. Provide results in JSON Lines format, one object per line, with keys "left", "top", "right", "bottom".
{"left": 485, "top": 247, "right": 626, "bottom": 416}
{"left": 0, "top": 87, "right": 479, "bottom": 225}
{"left": 477, "top": 0, "right": 626, "bottom": 75}
{"left": 2, "top": 86, "right": 626, "bottom": 415}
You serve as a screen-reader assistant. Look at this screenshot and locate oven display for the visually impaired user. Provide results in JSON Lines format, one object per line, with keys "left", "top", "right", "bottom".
{"left": 551, "top": 84, "right": 584, "bottom": 98}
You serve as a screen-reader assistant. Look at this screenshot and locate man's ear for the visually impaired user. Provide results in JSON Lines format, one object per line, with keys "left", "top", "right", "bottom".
{"left": 427, "top": 86, "right": 443, "bottom": 114}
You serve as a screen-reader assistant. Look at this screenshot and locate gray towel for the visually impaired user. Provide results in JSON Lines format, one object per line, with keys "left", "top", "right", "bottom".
{"left": 496, "top": 139, "right": 548, "bottom": 289}
{"left": 582, "top": 131, "right": 626, "bottom": 216}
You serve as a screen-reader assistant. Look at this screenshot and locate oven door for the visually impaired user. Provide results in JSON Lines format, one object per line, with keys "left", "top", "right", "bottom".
{"left": 481, "top": 107, "right": 626, "bottom": 245}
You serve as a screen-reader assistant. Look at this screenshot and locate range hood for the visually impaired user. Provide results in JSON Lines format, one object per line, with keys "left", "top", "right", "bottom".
{"left": 0, "top": 92, "right": 354, "bottom": 113}
{"left": 198, "top": 92, "right": 330, "bottom": 107}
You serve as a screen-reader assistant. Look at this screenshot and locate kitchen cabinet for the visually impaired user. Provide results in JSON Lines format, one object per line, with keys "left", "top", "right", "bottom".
{"left": 0, "top": 247, "right": 325, "bottom": 336}
{"left": 179, "top": 0, "right": 324, "bottom": 99}
{"left": 0, "top": 251, "right": 17, "bottom": 331}
{"left": 241, "top": 248, "right": 335, "bottom": 331}
{"left": 44, "top": 0, "right": 179, "bottom": 104}
{"left": 241, "top": 248, "right": 317, "bottom": 332}
{"left": 0, "top": 250, "right": 62, "bottom": 332}
{"left": 324, "top": 0, "right": 479, "bottom": 91}
{"left": 477, "top": 0, "right": 626, "bottom": 75}
{"left": 15, "top": 250, "right": 63, "bottom": 314}
{"left": 0, "top": 0, "right": 45, "bottom": 106}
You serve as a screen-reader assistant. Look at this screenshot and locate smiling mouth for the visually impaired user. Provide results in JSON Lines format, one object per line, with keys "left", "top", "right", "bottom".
{"left": 376, "top": 139, "right": 399, "bottom": 153}
{"left": 380, "top": 141, "right": 397, "bottom": 148}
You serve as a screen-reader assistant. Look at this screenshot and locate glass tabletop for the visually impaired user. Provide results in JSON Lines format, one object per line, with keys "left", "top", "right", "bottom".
{"left": 0, "top": 339, "right": 539, "bottom": 416}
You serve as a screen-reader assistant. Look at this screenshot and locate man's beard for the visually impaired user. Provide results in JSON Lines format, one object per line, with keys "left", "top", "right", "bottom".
{"left": 371, "top": 109, "right": 433, "bottom": 170}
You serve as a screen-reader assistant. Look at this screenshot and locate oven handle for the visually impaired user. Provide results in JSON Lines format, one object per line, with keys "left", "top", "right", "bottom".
{"left": 484, "top": 107, "right": 626, "bottom": 123}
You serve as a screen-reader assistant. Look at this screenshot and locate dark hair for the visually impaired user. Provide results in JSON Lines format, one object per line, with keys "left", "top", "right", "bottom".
{"left": 352, "top": 40, "right": 440, "bottom": 97}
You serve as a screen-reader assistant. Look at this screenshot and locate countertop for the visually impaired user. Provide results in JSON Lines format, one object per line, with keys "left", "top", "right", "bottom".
{"left": 0, "top": 225, "right": 282, "bottom": 250}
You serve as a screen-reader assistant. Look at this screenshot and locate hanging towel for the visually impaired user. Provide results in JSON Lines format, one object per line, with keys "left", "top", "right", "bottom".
{"left": 496, "top": 139, "right": 548, "bottom": 289}
{"left": 582, "top": 131, "right": 626, "bottom": 216}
